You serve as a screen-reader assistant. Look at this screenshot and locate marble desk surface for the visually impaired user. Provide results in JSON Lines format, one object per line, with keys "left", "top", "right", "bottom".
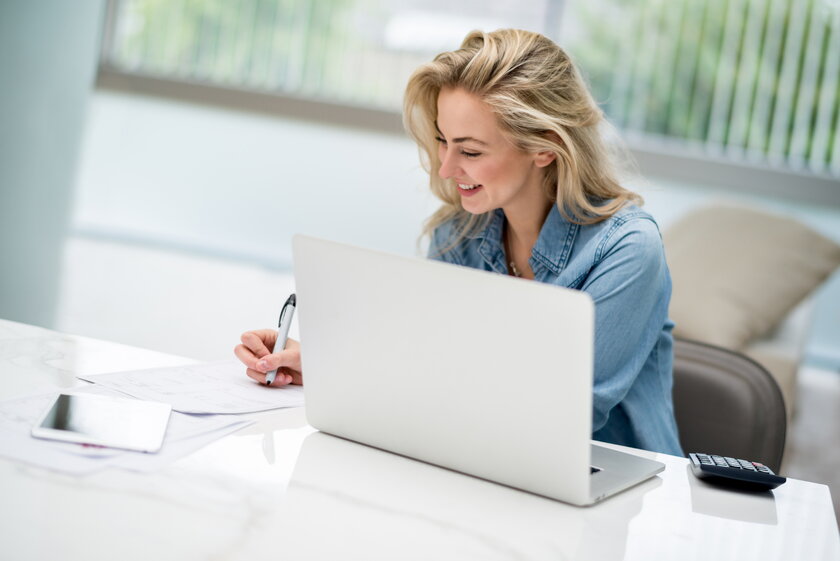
{"left": 0, "top": 318, "right": 837, "bottom": 561}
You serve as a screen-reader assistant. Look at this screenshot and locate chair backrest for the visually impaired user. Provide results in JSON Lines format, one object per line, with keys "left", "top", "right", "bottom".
{"left": 672, "top": 338, "right": 787, "bottom": 472}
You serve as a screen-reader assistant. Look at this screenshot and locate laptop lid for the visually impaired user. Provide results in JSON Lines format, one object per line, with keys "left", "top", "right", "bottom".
{"left": 293, "top": 235, "right": 599, "bottom": 504}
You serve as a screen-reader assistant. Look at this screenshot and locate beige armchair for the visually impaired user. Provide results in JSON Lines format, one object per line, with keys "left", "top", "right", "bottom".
{"left": 663, "top": 204, "right": 840, "bottom": 422}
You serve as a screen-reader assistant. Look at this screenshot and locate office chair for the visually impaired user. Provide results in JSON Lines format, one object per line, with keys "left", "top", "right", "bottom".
{"left": 672, "top": 337, "right": 788, "bottom": 473}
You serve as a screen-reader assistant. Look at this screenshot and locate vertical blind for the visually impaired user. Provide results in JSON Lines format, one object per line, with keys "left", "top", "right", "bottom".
{"left": 564, "top": 0, "right": 840, "bottom": 176}
{"left": 101, "top": 0, "right": 840, "bottom": 178}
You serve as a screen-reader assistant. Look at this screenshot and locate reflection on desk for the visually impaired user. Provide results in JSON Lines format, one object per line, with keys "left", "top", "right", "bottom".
{"left": 687, "top": 464, "right": 777, "bottom": 525}
{"left": 279, "top": 431, "right": 659, "bottom": 560}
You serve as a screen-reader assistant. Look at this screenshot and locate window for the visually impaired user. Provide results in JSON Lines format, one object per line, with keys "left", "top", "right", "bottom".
{"left": 102, "top": 0, "right": 558, "bottom": 110}
{"left": 562, "top": 0, "right": 840, "bottom": 176}
{"left": 101, "top": 0, "right": 840, "bottom": 179}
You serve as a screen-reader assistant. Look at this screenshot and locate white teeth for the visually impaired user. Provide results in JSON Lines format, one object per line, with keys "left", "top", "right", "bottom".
{"left": 458, "top": 184, "right": 480, "bottom": 190}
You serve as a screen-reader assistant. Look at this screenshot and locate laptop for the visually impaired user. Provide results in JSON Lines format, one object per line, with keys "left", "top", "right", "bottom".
{"left": 291, "top": 235, "right": 665, "bottom": 506}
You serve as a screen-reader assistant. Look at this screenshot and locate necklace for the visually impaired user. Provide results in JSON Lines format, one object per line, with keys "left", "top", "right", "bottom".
{"left": 505, "top": 226, "right": 523, "bottom": 278}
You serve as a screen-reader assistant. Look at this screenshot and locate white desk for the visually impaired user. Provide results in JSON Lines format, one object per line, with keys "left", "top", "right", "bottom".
{"left": 1, "top": 319, "right": 837, "bottom": 560}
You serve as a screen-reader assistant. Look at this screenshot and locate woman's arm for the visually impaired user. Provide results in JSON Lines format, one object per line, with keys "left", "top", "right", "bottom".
{"left": 579, "top": 217, "right": 672, "bottom": 432}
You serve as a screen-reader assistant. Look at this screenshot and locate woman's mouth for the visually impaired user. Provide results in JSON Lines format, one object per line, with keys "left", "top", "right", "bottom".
{"left": 458, "top": 183, "right": 483, "bottom": 197}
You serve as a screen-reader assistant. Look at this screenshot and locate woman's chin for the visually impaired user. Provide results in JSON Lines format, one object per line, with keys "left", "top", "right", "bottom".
{"left": 459, "top": 196, "right": 490, "bottom": 215}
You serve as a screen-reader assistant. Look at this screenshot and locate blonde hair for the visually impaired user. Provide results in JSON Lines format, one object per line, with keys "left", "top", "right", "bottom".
{"left": 403, "top": 29, "right": 642, "bottom": 247}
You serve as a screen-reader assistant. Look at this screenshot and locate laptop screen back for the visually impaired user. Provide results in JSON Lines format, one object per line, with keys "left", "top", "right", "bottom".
{"left": 292, "top": 235, "right": 595, "bottom": 504}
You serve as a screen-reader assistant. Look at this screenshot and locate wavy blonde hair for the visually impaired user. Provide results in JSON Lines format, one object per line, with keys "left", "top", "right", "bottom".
{"left": 403, "top": 29, "right": 642, "bottom": 247}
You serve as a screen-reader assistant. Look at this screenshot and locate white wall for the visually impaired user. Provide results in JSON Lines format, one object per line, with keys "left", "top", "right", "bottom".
{"left": 73, "top": 93, "right": 438, "bottom": 267}
{"left": 0, "top": 0, "right": 104, "bottom": 327}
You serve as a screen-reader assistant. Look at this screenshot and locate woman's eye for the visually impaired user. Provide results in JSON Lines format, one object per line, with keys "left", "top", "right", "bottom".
{"left": 436, "top": 136, "right": 479, "bottom": 158}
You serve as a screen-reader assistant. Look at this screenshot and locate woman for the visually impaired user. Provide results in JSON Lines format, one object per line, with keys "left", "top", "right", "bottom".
{"left": 235, "top": 29, "right": 683, "bottom": 456}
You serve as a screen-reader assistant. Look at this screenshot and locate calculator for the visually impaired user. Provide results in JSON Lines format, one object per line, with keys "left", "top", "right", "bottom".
{"left": 689, "top": 453, "right": 787, "bottom": 491}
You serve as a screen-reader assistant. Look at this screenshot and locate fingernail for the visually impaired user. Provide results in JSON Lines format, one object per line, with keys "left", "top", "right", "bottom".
{"left": 257, "top": 360, "right": 268, "bottom": 370}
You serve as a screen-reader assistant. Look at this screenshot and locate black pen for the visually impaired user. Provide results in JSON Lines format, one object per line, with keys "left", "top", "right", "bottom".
{"left": 265, "top": 293, "right": 296, "bottom": 386}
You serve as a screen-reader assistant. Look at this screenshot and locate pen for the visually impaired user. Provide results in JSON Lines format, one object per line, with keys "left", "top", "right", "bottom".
{"left": 265, "top": 293, "right": 296, "bottom": 386}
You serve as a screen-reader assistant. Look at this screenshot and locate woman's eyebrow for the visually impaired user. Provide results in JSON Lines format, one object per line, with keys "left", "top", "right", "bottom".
{"left": 434, "top": 122, "right": 489, "bottom": 145}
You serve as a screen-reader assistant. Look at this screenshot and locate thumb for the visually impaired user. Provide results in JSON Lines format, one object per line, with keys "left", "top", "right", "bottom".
{"left": 256, "top": 354, "right": 285, "bottom": 372}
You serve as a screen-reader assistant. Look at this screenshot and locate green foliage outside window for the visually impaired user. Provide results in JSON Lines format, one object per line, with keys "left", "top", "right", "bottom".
{"left": 105, "top": 0, "right": 840, "bottom": 175}
{"left": 566, "top": 0, "right": 839, "bottom": 173}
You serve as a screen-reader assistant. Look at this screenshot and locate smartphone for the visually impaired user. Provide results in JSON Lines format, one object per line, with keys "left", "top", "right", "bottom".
{"left": 31, "top": 392, "right": 172, "bottom": 453}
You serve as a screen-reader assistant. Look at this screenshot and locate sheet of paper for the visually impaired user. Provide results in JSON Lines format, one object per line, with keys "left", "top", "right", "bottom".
{"left": 79, "top": 360, "right": 305, "bottom": 414}
{"left": 104, "top": 416, "right": 250, "bottom": 472}
{"left": 0, "top": 385, "right": 253, "bottom": 475}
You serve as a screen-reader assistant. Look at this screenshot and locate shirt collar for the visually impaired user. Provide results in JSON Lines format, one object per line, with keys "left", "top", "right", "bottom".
{"left": 467, "top": 210, "right": 507, "bottom": 275}
{"left": 469, "top": 206, "right": 578, "bottom": 276}
{"left": 531, "top": 204, "right": 578, "bottom": 275}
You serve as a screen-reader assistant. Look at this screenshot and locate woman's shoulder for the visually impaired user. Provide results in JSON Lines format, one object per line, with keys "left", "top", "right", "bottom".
{"left": 429, "top": 211, "right": 500, "bottom": 264}
{"left": 594, "top": 203, "right": 659, "bottom": 229}
{"left": 583, "top": 204, "right": 663, "bottom": 246}
{"left": 429, "top": 216, "right": 476, "bottom": 265}
{"left": 429, "top": 216, "right": 462, "bottom": 262}
{"left": 566, "top": 204, "right": 666, "bottom": 272}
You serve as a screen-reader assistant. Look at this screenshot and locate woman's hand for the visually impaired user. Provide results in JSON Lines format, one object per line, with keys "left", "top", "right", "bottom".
{"left": 234, "top": 329, "right": 303, "bottom": 387}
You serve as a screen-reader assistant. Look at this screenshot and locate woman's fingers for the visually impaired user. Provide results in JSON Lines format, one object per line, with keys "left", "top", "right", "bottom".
{"left": 256, "top": 341, "right": 302, "bottom": 373}
{"left": 240, "top": 329, "right": 277, "bottom": 356}
{"left": 233, "top": 343, "right": 260, "bottom": 370}
{"left": 254, "top": 349, "right": 302, "bottom": 381}
{"left": 245, "top": 368, "right": 294, "bottom": 386}
{"left": 255, "top": 352, "right": 289, "bottom": 372}
{"left": 235, "top": 329, "right": 281, "bottom": 369}
{"left": 286, "top": 369, "right": 303, "bottom": 385}
{"left": 236, "top": 331, "right": 302, "bottom": 387}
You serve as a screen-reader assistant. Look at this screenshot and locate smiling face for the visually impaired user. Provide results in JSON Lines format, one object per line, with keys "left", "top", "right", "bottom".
{"left": 435, "top": 87, "right": 555, "bottom": 220}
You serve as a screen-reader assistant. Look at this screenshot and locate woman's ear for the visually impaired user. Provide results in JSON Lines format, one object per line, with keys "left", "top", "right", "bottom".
{"left": 534, "top": 150, "right": 557, "bottom": 168}
{"left": 534, "top": 130, "right": 562, "bottom": 168}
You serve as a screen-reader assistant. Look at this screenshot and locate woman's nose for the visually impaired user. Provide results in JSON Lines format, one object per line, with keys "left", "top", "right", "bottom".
{"left": 438, "top": 149, "right": 457, "bottom": 179}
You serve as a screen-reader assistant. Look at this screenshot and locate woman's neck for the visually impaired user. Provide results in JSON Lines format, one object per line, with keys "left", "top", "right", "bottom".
{"left": 503, "top": 199, "right": 553, "bottom": 279}
{"left": 504, "top": 198, "right": 552, "bottom": 248}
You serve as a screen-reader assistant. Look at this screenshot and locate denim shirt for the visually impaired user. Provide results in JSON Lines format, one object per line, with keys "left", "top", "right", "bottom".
{"left": 429, "top": 205, "right": 684, "bottom": 456}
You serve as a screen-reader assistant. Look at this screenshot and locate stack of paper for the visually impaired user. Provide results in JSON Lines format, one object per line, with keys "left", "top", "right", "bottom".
{"left": 0, "top": 360, "right": 305, "bottom": 475}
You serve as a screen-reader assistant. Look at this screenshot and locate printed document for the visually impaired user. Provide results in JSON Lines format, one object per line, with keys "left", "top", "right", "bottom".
{"left": 79, "top": 361, "right": 305, "bottom": 414}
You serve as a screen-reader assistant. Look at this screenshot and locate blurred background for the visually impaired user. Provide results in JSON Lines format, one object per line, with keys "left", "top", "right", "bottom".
{"left": 1, "top": 0, "right": 839, "bottom": 517}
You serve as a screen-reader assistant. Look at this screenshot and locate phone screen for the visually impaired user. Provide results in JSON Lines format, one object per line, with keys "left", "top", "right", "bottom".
{"left": 32, "top": 393, "right": 172, "bottom": 453}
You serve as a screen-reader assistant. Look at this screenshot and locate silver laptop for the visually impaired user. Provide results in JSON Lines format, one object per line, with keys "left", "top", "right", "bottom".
{"left": 292, "top": 235, "right": 664, "bottom": 506}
